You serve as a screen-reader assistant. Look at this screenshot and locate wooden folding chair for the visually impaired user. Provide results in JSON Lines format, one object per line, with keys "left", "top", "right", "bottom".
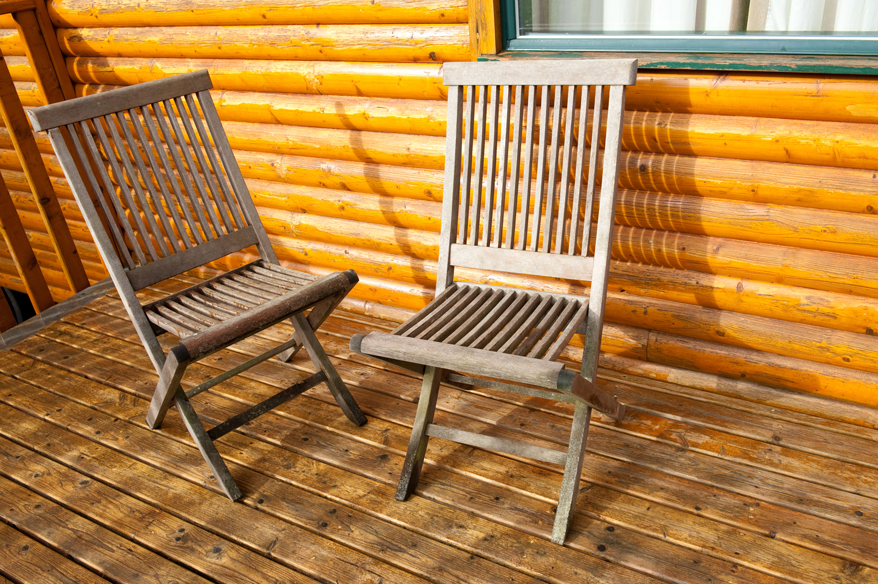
{"left": 351, "top": 59, "right": 636, "bottom": 544}
{"left": 28, "top": 71, "right": 366, "bottom": 500}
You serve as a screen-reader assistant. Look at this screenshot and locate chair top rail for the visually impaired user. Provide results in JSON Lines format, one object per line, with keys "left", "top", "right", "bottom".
{"left": 28, "top": 70, "right": 213, "bottom": 131}
{"left": 443, "top": 59, "right": 638, "bottom": 87}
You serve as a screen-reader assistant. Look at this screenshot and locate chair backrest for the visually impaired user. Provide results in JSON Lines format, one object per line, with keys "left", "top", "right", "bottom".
{"left": 436, "top": 59, "right": 636, "bottom": 293}
{"left": 27, "top": 70, "right": 277, "bottom": 294}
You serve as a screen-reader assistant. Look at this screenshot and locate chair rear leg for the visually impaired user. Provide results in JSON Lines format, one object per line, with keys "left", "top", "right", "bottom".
{"left": 397, "top": 366, "right": 442, "bottom": 501}
{"left": 292, "top": 312, "right": 366, "bottom": 426}
{"left": 175, "top": 396, "right": 243, "bottom": 501}
{"left": 552, "top": 402, "right": 592, "bottom": 545}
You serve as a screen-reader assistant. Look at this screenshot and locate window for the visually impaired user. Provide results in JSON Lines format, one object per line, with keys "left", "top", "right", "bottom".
{"left": 504, "top": 0, "right": 878, "bottom": 55}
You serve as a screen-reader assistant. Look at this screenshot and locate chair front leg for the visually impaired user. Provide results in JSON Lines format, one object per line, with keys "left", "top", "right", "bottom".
{"left": 292, "top": 312, "right": 366, "bottom": 426}
{"left": 146, "top": 345, "right": 190, "bottom": 429}
{"left": 396, "top": 366, "right": 442, "bottom": 501}
{"left": 552, "top": 402, "right": 592, "bottom": 545}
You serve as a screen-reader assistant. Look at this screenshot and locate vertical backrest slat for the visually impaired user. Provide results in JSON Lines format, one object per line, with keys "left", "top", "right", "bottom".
{"left": 504, "top": 85, "right": 524, "bottom": 250}
{"left": 127, "top": 107, "right": 185, "bottom": 252}
{"left": 581, "top": 85, "right": 604, "bottom": 257}
{"left": 458, "top": 87, "right": 476, "bottom": 245}
{"left": 141, "top": 103, "right": 202, "bottom": 247}
{"left": 518, "top": 85, "right": 536, "bottom": 251}
{"left": 188, "top": 93, "right": 245, "bottom": 230}
{"left": 482, "top": 85, "right": 500, "bottom": 246}
{"left": 542, "top": 85, "right": 563, "bottom": 253}
{"left": 112, "top": 109, "right": 174, "bottom": 256}
{"left": 555, "top": 85, "right": 577, "bottom": 254}
{"left": 100, "top": 114, "right": 165, "bottom": 261}
{"left": 67, "top": 121, "right": 135, "bottom": 269}
{"left": 529, "top": 85, "right": 551, "bottom": 252}
{"left": 171, "top": 96, "right": 225, "bottom": 236}
{"left": 493, "top": 85, "right": 511, "bottom": 248}
{"left": 135, "top": 105, "right": 194, "bottom": 250}
{"left": 196, "top": 88, "right": 277, "bottom": 262}
{"left": 159, "top": 99, "right": 216, "bottom": 240}
{"left": 469, "top": 86, "right": 488, "bottom": 246}
{"left": 91, "top": 116, "right": 156, "bottom": 263}
{"left": 568, "top": 85, "right": 590, "bottom": 256}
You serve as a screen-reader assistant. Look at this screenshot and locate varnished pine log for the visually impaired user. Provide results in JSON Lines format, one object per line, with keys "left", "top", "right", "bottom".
{"left": 610, "top": 293, "right": 878, "bottom": 376}
{"left": 4, "top": 55, "right": 32, "bottom": 80}
{"left": 234, "top": 151, "right": 444, "bottom": 201}
{"left": 608, "top": 262, "right": 878, "bottom": 337}
{"left": 12, "top": 80, "right": 40, "bottom": 104}
{"left": 613, "top": 189, "right": 878, "bottom": 258}
{"left": 250, "top": 179, "right": 441, "bottom": 232}
{"left": 80, "top": 84, "right": 447, "bottom": 136}
{"left": 619, "top": 151, "right": 878, "bottom": 215}
{"left": 0, "top": 27, "right": 24, "bottom": 55}
{"left": 468, "top": 0, "right": 501, "bottom": 59}
{"left": 223, "top": 121, "right": 445, "bottom": 169}
{"left": 58, "top": 25, "right": 471, "bottom": 63}
{"left": 647, "top": 331, "right": 878, "bottom": 408}
{"left": 69, "top": 57, "right": 447, "bottom": 100}
{"left": 50, "top": 0, "right": 468, "bottom": 27}
{"left": 612, "top": 224, "right": 878, "bottom": 298}
{"left": 628, "top": 72, "right": 878, "bottom": 124}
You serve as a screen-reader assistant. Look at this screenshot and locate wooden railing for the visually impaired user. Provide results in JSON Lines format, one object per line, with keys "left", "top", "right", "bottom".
{"left": 0, "top": 0, "right": 87, "bottom": 329}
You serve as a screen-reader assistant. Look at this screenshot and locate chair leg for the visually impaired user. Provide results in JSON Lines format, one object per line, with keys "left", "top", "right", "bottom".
{"left": 396, "top": 366, "right": 442, "bottom": 501}
{"left": 146, "top": 346, "right": 189, "bottom": 429}
{"left": 175, "top": 396, "right": 243, "bottom": 501}
{"left": 552, "top": 402, "right": 592, "bottom": 545}
{"left": 292, "top": 313, "right": 366, "bottom": 426}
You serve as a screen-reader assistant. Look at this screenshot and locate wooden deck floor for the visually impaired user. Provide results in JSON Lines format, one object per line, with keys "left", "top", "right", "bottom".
{"left": 1, "top": 275, "right": 877, "bottom": 584}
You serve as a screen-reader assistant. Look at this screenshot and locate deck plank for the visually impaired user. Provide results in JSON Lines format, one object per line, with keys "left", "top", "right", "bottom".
{"left": 0, "top": 477, "right": 210, "bottom": 584}
{"left": 12, "top": 326, "right": 857, "bottom": 583}
{"left": 0, "top": 521, "right": 110, "bottom": 584}
{"left": 0, "top": 282, "right": 876, "bottom": 583}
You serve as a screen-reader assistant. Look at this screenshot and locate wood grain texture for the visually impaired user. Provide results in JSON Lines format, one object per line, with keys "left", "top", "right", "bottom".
{"left": 50, "top": 0, "right": 468, "bottom": 26}
{"left": 58, "top": 25, "right": 471, "bottom": 63}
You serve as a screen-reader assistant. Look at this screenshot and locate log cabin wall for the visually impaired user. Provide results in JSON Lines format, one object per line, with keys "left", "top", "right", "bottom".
{"left": 1, "top": 0, "right": 878, "bottom": 408}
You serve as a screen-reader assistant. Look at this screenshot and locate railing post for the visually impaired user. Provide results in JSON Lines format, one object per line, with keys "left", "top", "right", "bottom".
{"left": 0, "top": 0, "right": 90, "bottom": 298}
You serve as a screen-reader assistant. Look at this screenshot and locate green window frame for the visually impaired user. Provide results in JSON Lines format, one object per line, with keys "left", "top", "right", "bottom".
{"left": 494, "top": 0, "right": 878, "bottom": 75}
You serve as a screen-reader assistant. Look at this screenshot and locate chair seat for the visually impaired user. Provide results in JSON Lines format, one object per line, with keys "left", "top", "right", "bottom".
{"left": 143, "top": 260, "right": 321, "bottom": 340}
{"left": 391, "top": 283, "right": 589, "bottom": 361}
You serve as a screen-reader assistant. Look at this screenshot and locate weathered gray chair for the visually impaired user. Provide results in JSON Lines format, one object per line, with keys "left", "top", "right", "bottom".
{"left": 351, "top": 59, "right": 636, "bottom": 544}
{"left": 28, "top": 70, "right": 366, "bottom": 501}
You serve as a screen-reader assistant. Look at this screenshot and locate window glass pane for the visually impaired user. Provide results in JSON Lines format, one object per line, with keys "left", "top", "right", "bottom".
{"left": 517, "top": 0, "right": 878, "bottom": 35}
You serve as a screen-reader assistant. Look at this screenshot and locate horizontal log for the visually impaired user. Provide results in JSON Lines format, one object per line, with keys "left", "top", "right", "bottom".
{"left": 223, "top": 120, "right": 446, "bottom": 169}
{"left": 235, "top": 151, "right": 444, "bottom": 201}
{"left": 627, "top": 72, "right": 878, "bottom": 124}
{"left": 620, "top": 110, "right": 878, "bottom": 171}
{"left": 58, "top": 26, "right": 471, "bottom": 63}
{"left": 5, "top": 56, "right": 33, "bottom": 81}
{"left": 249, "top": 179, "right": 440, "bottom": 231}
{"left": 0, "top": 28, "right": 24, "bottom": 55}
{"left": 50, "top": 0, "right": 468, "bottom": 27}
{"left": 69, "top": 57, "right": 447, "bottom": 100}
{"left": 613, "top": 189, "right": 878, "bottom": 258}
{"left": 619, "top": 151, "right": 878, "bottom": 215}
{"left": 609, "top": 293, "right": 878, "bottom": 376}
{"left": 608, "top": 262, "right": 878, "bottom": 337}
{"left": 612, "top": 224, "right": 878, "bottom": 298}
{"left": 80, "top": 85, "right": 447, "bottom": 136}
{"left": 261, "top": 210, "right": 439, "bottom": 260}
{"left": 647, "top": 331, "right": 878, "bottom": 408}
{"left": 13, "top": 81, "right": 42, "bottom": 106}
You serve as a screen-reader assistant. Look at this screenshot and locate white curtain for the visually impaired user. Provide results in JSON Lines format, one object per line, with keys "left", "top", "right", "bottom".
{"left": 526, "top": 0, "right": 878, "bottom": 33}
